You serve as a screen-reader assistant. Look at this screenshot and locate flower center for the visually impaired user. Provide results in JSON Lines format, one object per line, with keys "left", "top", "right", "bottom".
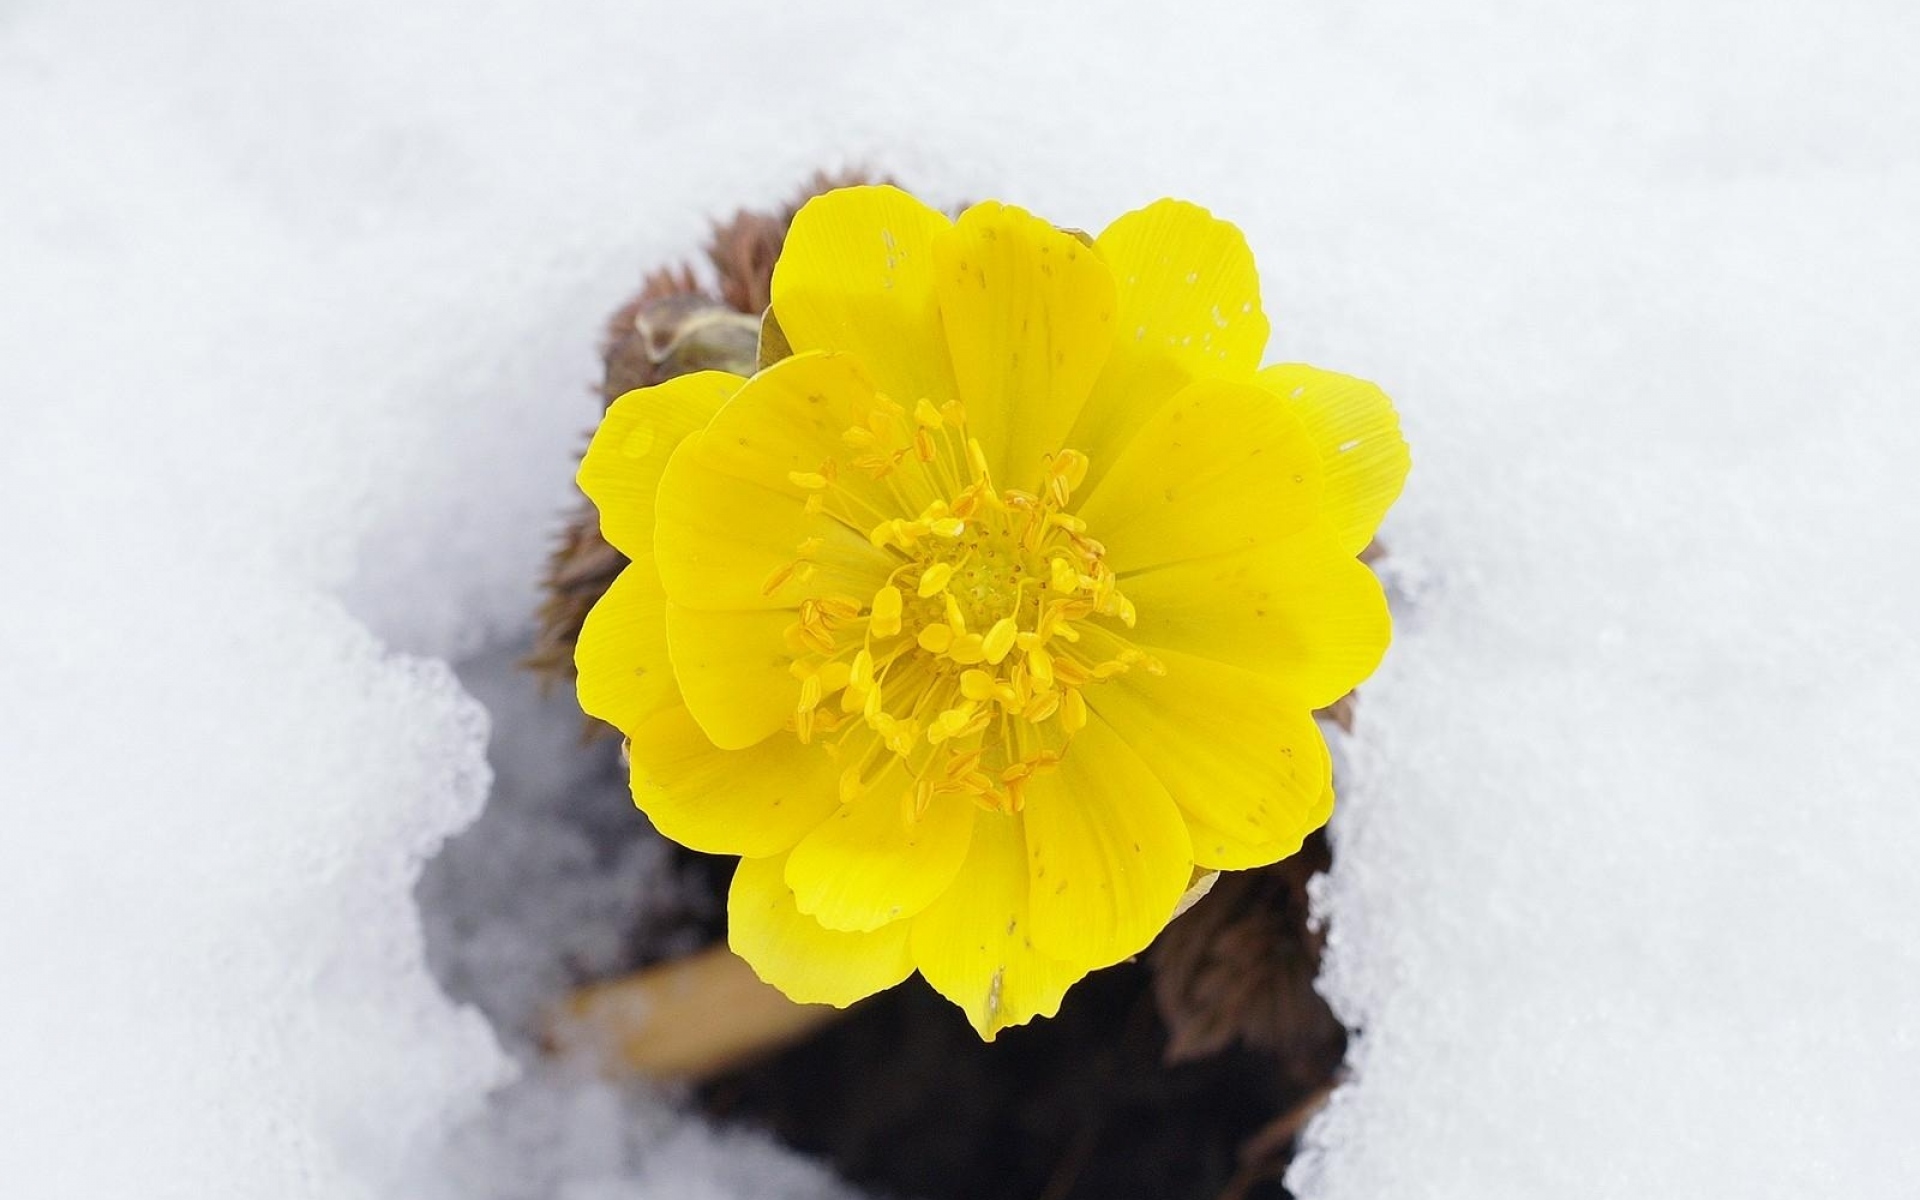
{"left": 774, "top": 394, "right": 1160, "bottom": 819}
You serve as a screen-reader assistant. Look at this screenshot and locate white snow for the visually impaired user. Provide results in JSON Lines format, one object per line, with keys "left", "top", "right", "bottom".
{"left": 3, "top": 0, "right": 1917, "bottom": 1197}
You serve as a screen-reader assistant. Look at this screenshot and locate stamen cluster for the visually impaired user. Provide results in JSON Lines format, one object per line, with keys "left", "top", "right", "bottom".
{"left": 771, "top": 394, "right": 1161, "bottom": 820}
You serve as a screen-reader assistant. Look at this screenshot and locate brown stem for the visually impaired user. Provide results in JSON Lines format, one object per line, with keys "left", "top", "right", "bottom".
{"left": 546, "top": 946, "right": 844, "bottom": 1081}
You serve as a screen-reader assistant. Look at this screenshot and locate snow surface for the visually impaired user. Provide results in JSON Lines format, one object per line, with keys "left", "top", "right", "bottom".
{"left": 4, "top": 0, "right": 1918, "bottom": 1197}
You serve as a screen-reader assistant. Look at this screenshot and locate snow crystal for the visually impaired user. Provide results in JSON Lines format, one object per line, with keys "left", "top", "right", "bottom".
{"left": 5, "top": 0, "right": 1918, "bottom": 1196}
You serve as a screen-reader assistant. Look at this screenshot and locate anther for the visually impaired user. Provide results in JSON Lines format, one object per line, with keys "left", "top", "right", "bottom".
{"left": 762, "top": 561, "right": 799, "bottom": 596}
{"left": 927, "top": 703, "right": 978, "bottom": 745}
{"left": 959, "top": 670, "right": 998, "bottom": 702}
{"left": 1060, "top": 688, "right": 1088, "bottom": 733}
{"left": 817, "top": 596, "right": 862, "bottom": 623}
{"left": 1049, "top": 557, "right": 1079, "bottom": 593}
{"left": 870, "top": 585, "right": 903, "bottom": 637}
{"left": 1022, "top": 691, "right": 1062, "bottom": 724}
{"left": 983, "top": 617, "right": 1018, "bottom": 665}
{"left": 917, "top": 562, "right": 954, "bottom": 597}
{"left": 1028, "top": 643, "right": 1055, "bottom": 690}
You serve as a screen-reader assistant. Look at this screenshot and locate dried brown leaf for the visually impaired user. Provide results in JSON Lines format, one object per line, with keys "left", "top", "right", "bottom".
{"left": 526, "top": 171, "right": 885, "bottom": 700}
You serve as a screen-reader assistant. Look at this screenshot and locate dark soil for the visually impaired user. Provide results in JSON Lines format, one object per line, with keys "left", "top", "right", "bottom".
{"left": 662, "top": 839, "right": 1345, "bottom": 1200}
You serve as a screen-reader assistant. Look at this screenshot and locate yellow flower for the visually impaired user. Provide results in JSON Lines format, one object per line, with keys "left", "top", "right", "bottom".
{"left": 575, "top": 186, "right": 1409, "bottom": 1039}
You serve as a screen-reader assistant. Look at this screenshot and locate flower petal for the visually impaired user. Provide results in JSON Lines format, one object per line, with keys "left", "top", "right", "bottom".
{"left": 1075, "top": 375, "right": 1323, "bottom": 574}
{"left": 932, "top": 202, "right": 1118, "bottom": 487}
{"left": 663, "top": 604, "right": 798, "bottom": 750}
{"left": 729, "top": 852, "right": 915, "bottom": 1008}
{"left": 1123, "top": 528, "right": 1391, "bottom": 709}
{"left": 574, "top": 559, "right": 677, "bottom": 739}
{"left": 909, "top": 812, "right": 1083, "bottom": 1040}
{"left": 771, "top": 184, "right": 959, "bottom": 413}
{"left": 652, "top": 352, "right": 901, "bottom": 613}
{"left": 1068, "top": 200, "right": 1267, "bottom": 493}
{"left": 626, "top": 703, "right": 840, "bottom": 858}
{"left": 577, "top": 370, "right": 745, "bottom": 559}
{"left": 786, "top": 774, "right": 976, "bottom": 932}
{"left": 1084, "top": 649, "right": 1333, "bottom": 870}
{"left": 1021, "top": 718, "right": 1192, "bottom": 970}
{"left": 1257, "top": 364, "right": 1410, "bottom": 556}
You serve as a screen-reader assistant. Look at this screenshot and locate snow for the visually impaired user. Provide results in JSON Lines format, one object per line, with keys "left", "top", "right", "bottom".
{"left": 4, "top": 0, "right": 1918, "bottom": 1197}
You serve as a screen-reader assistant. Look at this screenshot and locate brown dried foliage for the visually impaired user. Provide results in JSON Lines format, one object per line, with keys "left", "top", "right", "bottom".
{"left": 525, "top": 171, "right": 880, "bottom": 691}
{"left": 1150, "top": 832, "right": 1345, "bottom": 1076}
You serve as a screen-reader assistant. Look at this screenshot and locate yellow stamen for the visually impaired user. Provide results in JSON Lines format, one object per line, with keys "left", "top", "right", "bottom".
{"left": 982, "top": 616, "right": 1018, "bottom": 665}
{"left": 762, "top": 561, "right": 799, "bottom": 596}
{"left": 1049, "top": 556, "right": 1079, "bottom": 593}
{"left": 1022, "top": 691, "right": 1062, "bottom": 724}
{"left": 906, "top": 778, "right": 934, "bottom": 823}
{"left": 768, "top": 442, "right": 1166, "bottom": 821}
{"left": 947, "top": 633, "right": 988, "bottom": 665}
{"left": 917, "top": 562, "right": 954, "bottom": 597}
{"left": 1060, "top": 688, "right": 1087, "bottom": 733}
{"left": 1028, "top": 643, "right": 1055, "bottom": 690}
{"left": 943, "top": 594, "right": 968, "bottom": 635}
{"left": 927, "top": 702, "right": 978, "bottom": 745}
{"left": 870, "top": 585, "right": 903, "bottom": 637}
{"left": 959, "top": 670, "right": 998, "bottom": 702}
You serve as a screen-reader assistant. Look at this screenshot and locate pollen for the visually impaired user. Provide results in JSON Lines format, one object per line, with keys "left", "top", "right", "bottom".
{"left": 772, "top": 408, "right": 1158, "bottom": 817}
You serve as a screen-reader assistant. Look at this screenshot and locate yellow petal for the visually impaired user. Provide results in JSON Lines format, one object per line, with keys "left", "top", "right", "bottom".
{"left": 1020, "top": 717, "right": 1193, "bottom": 970}
{"left": 771, "top": 184, "right": 960, "bottom": 415}
{"left": 653, "top": 353, "right": 901, "bottom": 613}
{"left": 729, "top": 852, "right": 914, "bottom": 1008}
{"left": 1083, "top": 649, "right": 1333, "bottom": 870}
{"left": 1123, "top": 527, "right": 1391, "bottom": 709}
{"left": 785, "top": 776, "right": 976, "bottom": 932}
{"left": 1075, "top": 375, "right": 1322, "bottom": 574}
{"left": 626, "top": 703, "right": 840, "bottom": 858}
{"left": 1257, "top": 364, "right": 1410, "bottom": 556}
{"left": 664, "top": 604, "right": 798, "bottom": 750}
{"left": 577, "top": 370, "right": 745, "bottom": 559}
{"left": 908, "top": 812, "right": 1083, "bottom": 1040}
{"left": 574, "top": 558, "right": 678, "bottom": 739}
{"left": 932, "top": 202, "right": 1117, "bottom": 486}
{"left": 1069, "top": 200, "right": 1267, "bottom": 494}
